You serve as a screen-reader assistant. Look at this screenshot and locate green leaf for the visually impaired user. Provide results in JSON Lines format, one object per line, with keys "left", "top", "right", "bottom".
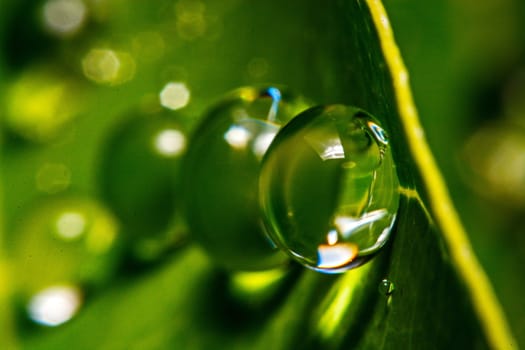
{"left": 0, "top": 0, "right": 516, "bottom": 349}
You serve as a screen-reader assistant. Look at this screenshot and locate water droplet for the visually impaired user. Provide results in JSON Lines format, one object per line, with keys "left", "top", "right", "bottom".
{"left": 182, "top": 86, "right": 310, "bottom": 270}
{"left": 259, "top": 105, "right": 399, "bottom": 273}
{"left": 378, "top": 278, "right": 395, "bottom": 296}
{"left": 99, "top": 112, "right": 188, "bottom": 261}
{"left": 9, "top": 196, "right": 120, "bottom": 324}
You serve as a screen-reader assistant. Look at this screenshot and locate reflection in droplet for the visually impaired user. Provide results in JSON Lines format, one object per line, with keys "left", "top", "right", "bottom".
{"left": 42, "top": 0, "right": 87, "bottom": 37}
{"left": 368, "top": 121, "right": 389, "bottom": 145}
{"left": 82, "top": 49, "right": 136, "bottom": 85}
{"left": 224, "top": 125, "right": 252, "bottom": 149}
{"left": 36, "top": 163, "right": 71, "bottom": 194}
{"left": 317, "top": 243, "right": 359, "bottom": 269}
{"left": 182, "top": 86, "right": 310, "bottom": 270}
{"left": 253, "top": 129, "right": 278, "bottom": 158}
{"left": 5, "top": 66, "right": 84, "bottom": 143}
{"left": 159, "top": 82, "right": 190, "bottom": 110}
{"left": 27, "top": 285, "right": 82, "bottom": 327}
{"left": 154, "top": 129, "right": 187, "bottom": 157}
{"left": 260, "top": 105, "right": 399, "bottom": 273}
{"left": 378, "top": 278, "right": 395, "bottom": 296}
{"left": 55, "top": 211, "right": 86, "bottom": 241}
{"left": 305, "top": 135, "right": 345, "bottom": 160}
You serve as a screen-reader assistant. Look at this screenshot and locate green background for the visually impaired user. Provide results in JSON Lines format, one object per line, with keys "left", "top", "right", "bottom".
{"left": 0, "top": 0, "right": 523, "bottom": 348}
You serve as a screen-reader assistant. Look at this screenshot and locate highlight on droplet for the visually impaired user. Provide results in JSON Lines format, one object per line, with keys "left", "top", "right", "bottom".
{"left": 153, "top": 129, "right": 187, "bottom": 157}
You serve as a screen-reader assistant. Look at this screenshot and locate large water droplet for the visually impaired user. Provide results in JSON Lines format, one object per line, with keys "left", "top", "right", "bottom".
{"left": 98, "top": 111, "right": 188, "bottom": 261}
{"left": 259, "top": 105, "right": 399, "bottom": 273}
{"left": 182, "top": 86, "right": 309, "bottom": 270}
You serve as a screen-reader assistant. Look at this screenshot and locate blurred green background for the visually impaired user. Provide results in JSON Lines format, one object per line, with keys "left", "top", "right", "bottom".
{"left": 1, "top": 0, "right": 524, "bottom": 348}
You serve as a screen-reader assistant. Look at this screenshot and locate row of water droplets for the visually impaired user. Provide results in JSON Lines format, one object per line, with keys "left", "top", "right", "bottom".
{"left": 180, "top": 86, "right": 400, "bottom": 273}
{"left": 6, "top": 83, "right": 400, "bottom": 328}
{"left": 0, "top": 0, "right": 403, "bottom": 336}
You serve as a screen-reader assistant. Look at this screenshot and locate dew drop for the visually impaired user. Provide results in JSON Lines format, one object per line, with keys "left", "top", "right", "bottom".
{"left": 259, "top": 105, "right": 399, "bottom": 273}
{"left": 378, "top": 278, "right": 395, "bottom": 296}
{"left": 182, "top": 86, "right": 309, "bottom": 270}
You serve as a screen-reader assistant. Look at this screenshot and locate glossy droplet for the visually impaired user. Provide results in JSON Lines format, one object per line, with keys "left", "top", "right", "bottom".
{"left": 8, "top": 196, "right": 120, "bottom": 325}
{"left": 182, "top": 86, "right": 309, "bottom": 270}
{"left": 260, "top": 105, "right": 399, "bottom": 273}
{"left": 99, "top": 112, "right": 188, "bottom": 261}
{"left": 379, "top": 278, "right": 395, "bottom": 296}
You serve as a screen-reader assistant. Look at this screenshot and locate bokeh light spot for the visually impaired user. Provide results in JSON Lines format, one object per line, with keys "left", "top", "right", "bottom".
{"left": 43, "top": 0, "right": 87, "bottom": 37}
{"left": 28, "top": 285, "right": 83, "bottom": 327}
{"left": 159, "top": 82, "right": 190, "bottom": 110}
{"left": 153, "top": 129, "right": 187, "bottom": 157}
{"left": 82, "top": 49, "right": 136, "bottom": 85}
{"left": 55, "top": 211, "right": 87, "bottom": 241}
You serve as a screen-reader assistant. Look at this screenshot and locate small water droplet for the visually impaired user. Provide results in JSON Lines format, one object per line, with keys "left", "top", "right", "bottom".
{"left": 378, "top": 278, "right": 395, "bottom": 296}
{"left": 182, "top": 86, "right": 310, "bottom": 270}
{"left": 260, "top": 105, "right": 399, "bottom": 273}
